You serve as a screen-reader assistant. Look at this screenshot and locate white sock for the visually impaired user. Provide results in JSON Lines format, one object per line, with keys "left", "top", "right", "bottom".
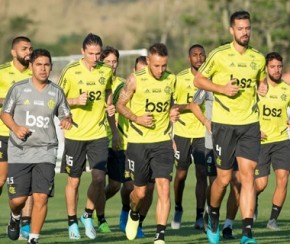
{"left": 11, "top": 213, "right": 21, "bottom": 220}
{"left": 29, "top": 233, "right": 40, "bottom": 241}
{"left": 223, "top": 218, "right": 234, "bottom": 229}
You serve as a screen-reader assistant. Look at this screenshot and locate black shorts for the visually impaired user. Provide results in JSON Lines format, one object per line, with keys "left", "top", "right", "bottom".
{"left": 174, "top": 135, "right": 205, "bottom": 170}
{"left": 212, "top": 122, "right": 260, "bottom": 170}
{"left": 126, "top": 140, "right": 174, "bottom": 186}
{"left": 205, "top": 149, "right": 239, "bottom": 177}
{"left": 61, "top": 137, "right": 108, "bottom": 177}
{"left": 255, "top": 140, "right": 290, "bottom": 178}
{"left": 107, "top": 148, "right": 126, "bottom": 182}
{"left": 7, "top": 163, "right": 55, "bottom": 199}
{"left": 0, "top": 136, "right": 8, "bottom": 162}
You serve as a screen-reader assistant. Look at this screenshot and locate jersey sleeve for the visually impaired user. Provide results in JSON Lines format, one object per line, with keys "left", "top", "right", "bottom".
{"left": 2, "top": 85, "right": 17, "bottom": 116}
{"left": 57, "top": 88, "right": 71, "bottom": 120}
{"left": 192, "top": 89, "right": 206, "bottom": 105}
{"left": 199, "top": 50, "right": 218, "bottom": 79}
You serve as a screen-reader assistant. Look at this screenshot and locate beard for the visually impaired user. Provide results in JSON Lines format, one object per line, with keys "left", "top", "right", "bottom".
{"left": 269, "top": 73, "right": 282, "bottom": 83}
{"left": 17, "top": 55, "right": 30, "bottom": 67}
{"left": 235, "top": 35, "right": 250, "bottom": 47}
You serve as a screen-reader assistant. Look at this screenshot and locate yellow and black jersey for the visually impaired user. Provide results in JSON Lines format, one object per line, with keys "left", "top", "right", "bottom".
{"left": 0, "top": 61, "right": 32, "bottom": 136}
{"left": 128, "top": 67, "right": 176, "bottom": 143}
{"left": 174, "top": 68, "right": 205, "bottom": 138}
{"left": 58, "top": 59, "right": 112, "bottom": 140}
{"left": 258, "top": 81, "right": 290, "bottom": 144}
{"left": 199, "top": 42, "right": 266, "bottom": 125}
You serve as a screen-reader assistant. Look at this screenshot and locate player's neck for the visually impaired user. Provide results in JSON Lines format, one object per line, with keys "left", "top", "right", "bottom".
{"left": 268, "top": 78, "right": 281, "bottom": 87}
{"left": 232, "top": 41, "right": 247, "bottom": 54}
{"left": 31, "top": 78, "right": 48, "bottom": 91}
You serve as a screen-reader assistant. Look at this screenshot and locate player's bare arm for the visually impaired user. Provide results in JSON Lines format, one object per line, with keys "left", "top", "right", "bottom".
{"left": 67, "top": 92, "right": 88, "bottom": 106}
{"left": 105, "top": 89, "right": 115, "bottom": 117}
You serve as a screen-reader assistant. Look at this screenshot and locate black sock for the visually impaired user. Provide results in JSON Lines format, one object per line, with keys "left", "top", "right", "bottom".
{"left": 139, "top": 214, "right": 146, "bottom": 227}
{"left": 269, "top": 204, "right": 282, "bottom": 220}
{"left": 21, "top": 216, "right": 31, "bottom": 226}
{"left": 196, "top": 208, "right": 204, "bottom": 220}
{"left": 155, "top": 224, "right": 166, "bottom": 241}
{"left": 122, "top": 204, "right": 130, "bottom": 212}
{"left": 130, "top": 211, "right": 139, "bottom": 221}
{"left": 209, "top": 205, "right": 220, "bottom": 221}
{"left": 175, "top": 203, "right": 183, "bottom": 212}
{"left": 242, "top": 218, "right": 253, "bottom": 238}
{"left": 68, "top": 215, "right": 78, "bottom": 226}
{"left": 83, "top": 208, "right": 93, "bottom": 218}
{"left": 97, "top": 214, "right": 106, "bottom": 225}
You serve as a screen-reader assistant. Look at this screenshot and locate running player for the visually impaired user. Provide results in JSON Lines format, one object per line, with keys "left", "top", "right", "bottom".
{"left": 171, "top": 44, "right": 207, "bottom": 230}
{"left": 194, "top": 10, "right": 266, "bottom": 244}
{"left": 117, "top": 43, "right": 176, "bottom": 244}
{"left": 255, "top": 52, "right": 290, "bottom": 230}
{"left": 0, "top": 36, "right": 33, "bottom": 240}
{"left": 59, "top": 33, "right": 116, "bottom": 240}
{"left": 1, "top": 48, "right": 72, "bottom": 244}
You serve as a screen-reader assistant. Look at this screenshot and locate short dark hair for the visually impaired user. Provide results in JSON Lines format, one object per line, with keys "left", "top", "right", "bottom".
{"left": 265, "top": 52, "right": 283, "bottom": 65}
{"left": 100, "top": 46, "right": 119, "bottom": 61}
{"left": 30, "top": 49, "right": 52, "bottom": 64}
{"left": 230, "top": 10, "right": 250, "bottom": 26}
{"left": 11, "top": 36, "right": 31, "bottom": 48}
{"left": 148, "top": 43, "right": 168, "bottom": 57}
{"left": 188, "top": 44, "right": 205, "bottom": 55}
{"left": 82, "top": 33, "right": 103, "bottom": 50}
{"left": 134, "top": 56, "right": 147, "bottom": 69}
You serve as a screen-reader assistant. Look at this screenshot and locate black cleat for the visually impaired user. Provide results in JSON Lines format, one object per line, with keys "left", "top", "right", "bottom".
{"left": 222, "top": 226, "right": 235, "bottom": 239}
{"left": 7, "top": 214, "right": 20, "bottom": 240}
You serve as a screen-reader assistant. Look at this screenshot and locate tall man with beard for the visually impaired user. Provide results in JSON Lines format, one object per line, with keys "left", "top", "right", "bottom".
{"left": 194, "top": 11, "right": 266, "bottom": 244}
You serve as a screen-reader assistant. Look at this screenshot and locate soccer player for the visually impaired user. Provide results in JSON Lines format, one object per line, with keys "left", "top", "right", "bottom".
{"left": 0, "top": 36, "right": 33, "bottom": 240}
{"left": 171, "top": 44, "right": 207, "bottom": 230}
{"left": 255, "top": 52, "right": 290, "bottom": 230}
{"left": 194, "top": 10, "right": 266, "bottom": 244}
{"left": 1, "top": 48, "right": 73, "bottom": 244}
{"left": 117, "top": 43, "right": 176, "bottom": 244}
{"left": 59, "top": 33, "right": 116, "bottom": 240}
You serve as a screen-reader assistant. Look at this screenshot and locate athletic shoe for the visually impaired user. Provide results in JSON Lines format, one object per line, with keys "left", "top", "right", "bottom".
{"left": 20, "top": 224, "right": 30, "bottom": 240}
{"left": 68, "top": 223, "right": 81, "bottom": 240}
{"left": 267, "top": 219, "right": 279, "bottom": 230}
{"left": 154, "top": 240, "right": 165, "bottom": 244}
{"left": 194, "top": 217, "right": 204, "bottom": 230}
{"left": 125, "top": 210, "right": 139, "bottom": 240}
{"left": 7, "top": 214, "right": 20, "bottom": 240}
{"left": 206, "top": 212, "right": 220, "bottom": 244}
{"left": 80, "top": 216, "right": 96, "bottom": 239}
{"left": 222, "top": 226, "right": 235, "bottom": 239}
{"left": 98, "top": 221, "right": 111, "bottom": 233}
{"left": 119, "top": 209, "right": 129, "bottom": 233}
{"left": 240, "top": 235, "right": 257, "bottom": 244}
{"left": 171, "top": 210, "right": 183, "bottom": 229}
{"left": 27, "top": 238, "right": 39, "bottom": 244}
{"left": 136, "top": 226, "right": 145, "bottom": 238}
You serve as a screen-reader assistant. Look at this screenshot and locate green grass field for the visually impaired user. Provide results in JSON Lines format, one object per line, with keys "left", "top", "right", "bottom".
{"left": 0, "top": 169, "right": 290, "bottom": 243}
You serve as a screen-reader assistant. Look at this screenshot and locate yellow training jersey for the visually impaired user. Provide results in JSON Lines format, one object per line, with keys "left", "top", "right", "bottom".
{"left": 58, "top": 59, "right": 112, "bottom": 140}
{"left": 174, "top": 68, "right": 205, "bottom": 138}
{"left": 0, "top": 61, "right": 32, "bottom": 136}
{"left": 127, "top": 67, "right": 176, "bottom": 143}
{"left": 258, "top": 81, "right": 290, "bottom": 144}
{"left": 199, "top": 42, "right": 266, "bottom": 125}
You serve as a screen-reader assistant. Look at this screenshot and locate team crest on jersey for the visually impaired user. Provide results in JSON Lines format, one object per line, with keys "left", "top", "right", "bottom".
{"left": 47, "top": 99, "right": 56, "bottom": 109}
{"left": 99, "top": 77, "right": 106, "bottom": 85}
{"left": 24, "top": 99, "right": 30, "bottom": 105}
{"left": 250, "top": 62, "right": 258, "bottom": 70}
{"left": 164, "top": 86, "right": 171, "bottom": 94}
{"left": 280, "top": 94, "right": 287, "bottom": 102}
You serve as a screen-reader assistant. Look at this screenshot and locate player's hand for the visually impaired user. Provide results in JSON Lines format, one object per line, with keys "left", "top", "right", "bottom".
{"left": 136, "top": 112, "right": 155, "bottom": 128}
{"left": 59, "top": 116, "right": 73, "bottom": 130}
{"left": 77, "top": 92, "right": 88, "bottom": 105}
{"left": 170, "top": 105, "right": 180, "bottom": 122}
{"left": 257, "top": 80, "right": 268, "bottom": 97}
{"left": 261, "top": 131, "right": 267, "bottom": 140}
{"left": 13, "top": 125, "right": 31, "bottom": 141}
{"left": 223, "top": 79, "right": 240, "bottom": 97}
{"left": 106, "top": 104, "right": 116, "bottom": 117}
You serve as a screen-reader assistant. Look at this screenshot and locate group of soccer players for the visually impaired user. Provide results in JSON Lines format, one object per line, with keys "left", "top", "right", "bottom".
{"left": 1, "top": 9, "right": 290, "bottom": 244}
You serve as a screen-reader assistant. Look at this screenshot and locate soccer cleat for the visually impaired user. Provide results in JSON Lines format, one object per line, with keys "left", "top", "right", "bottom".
{"left": 136, "top": 226, "right": 145, "bottom": 238}
{"left": 194, "top": 217, "right": 204, "bottom": 230}
{"left": 119, "top": 209, "right": 129, "bottom": 233}
{"left": 68, "top": 223, "right": 81, "bottom": 240}
{"left": 206, "top": 212, "right": 220, "bottom": 244}
{"left": 154, "top": 240, "right": 165, "bottom": 244}
{"left": 20, "top": 224, "right": 30, "bottom": 240}
{"left": 125, "top": 210, "right": 139, "bottom": 240}
{"left": 27, "top": 238, "right": 39, "bottom": 244}
{"left": 7, "top": 214, "right": 20, "bottom": 240}
{"left": 171, "top": 210, "right": 183, "bottom": 229}
{"left": 98, "top": 221, "right": 111, "bottom": 233}
{"left": 222, "top": 226, "right": 235, "bottom": 239}
{"left": 240, "top": 235, "right": 257, "bottom": 244}
{"left": 80, "top": 216, "right": 96, "bottom": 239}
{"left": 267, "top": 219, "right": 279, "bottom": 230}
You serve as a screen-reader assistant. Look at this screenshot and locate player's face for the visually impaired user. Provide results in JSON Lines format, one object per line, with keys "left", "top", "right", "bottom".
{"left": 82, "top": 44, "right": 102, "bottom": 69}
{"left": 147, "top": 54, "right": 168, "bottom": 80}
{"left": 267, "top": 59, "right": 283, "bottom": 83}
{"left": 135, "top": 62, "right": 147, "bottom": 72}
{"left": 31, "top": 56, "right": 52, "bottom": 83}
{"left": 103, "top": 53, "right": 118, "bottom": 74}
{"left": 12, "top": 41, "right": 33, "bottom": 67}
{"left": 230, "top": 19, "right": 251, "bottom": 47}
{"left": 189, "top": 47, "right": 206, "bottom": 71}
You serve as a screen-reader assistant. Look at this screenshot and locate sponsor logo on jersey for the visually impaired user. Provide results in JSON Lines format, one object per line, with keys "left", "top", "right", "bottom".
{"left": 48, "top": 91, "right": 56, "bottom": 96}
{"left": 144, "top": 89, "right": 150, "bottom": 93}
{"left": 86, "top": 82, "right": 96, "bottom": 86}
{"left": 262, "top": 105, "right": 281, "bottom": 117}
{"left": 145, "top": 99, "right": 169, "bottom": 112}
{"left": 238, "top": 63, "right": 247, "bottom": 68}
{"left": 34, "top": 100, "right": 44, "bottom": 106}
{"left": 24, "top": 99, "right": 30, "bottom": 105}
{"left": 152, "top": 88, "right": 161, "bottom": 93}
{"left": 23, "top": 88, "right": 32, "bottom": 93}
{"left": 230, "top": 62, "right": 235, "bottom": 67}
{"left": 25, "top": 111, "right": 50, "bottom": 128}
